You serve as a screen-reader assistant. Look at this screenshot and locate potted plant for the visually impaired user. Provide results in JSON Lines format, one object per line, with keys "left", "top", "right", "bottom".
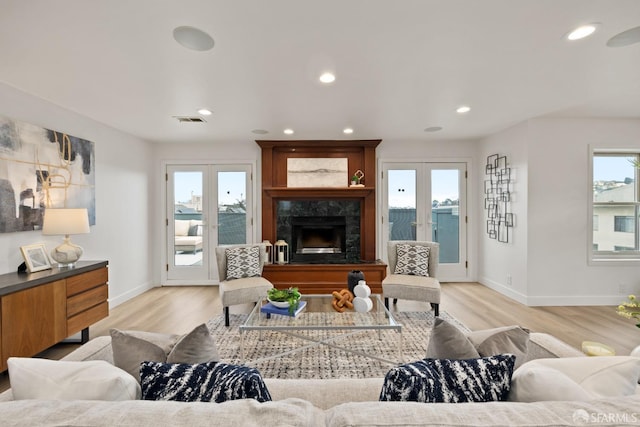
{"left": 616, "top": 294, "right": 640, "bottom": 357}
{"left": 267, "top": 287, "right": 301, "bottom": 315}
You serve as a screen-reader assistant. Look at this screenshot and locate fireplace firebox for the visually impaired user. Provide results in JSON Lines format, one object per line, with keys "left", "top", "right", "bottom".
{"left": 292, "top": 216, "right": 346, "bottom": 262}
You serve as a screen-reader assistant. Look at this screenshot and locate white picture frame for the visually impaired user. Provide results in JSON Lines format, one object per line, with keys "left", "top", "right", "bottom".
{"left": 20, "top": 243, "right": 52, "bottom": 273}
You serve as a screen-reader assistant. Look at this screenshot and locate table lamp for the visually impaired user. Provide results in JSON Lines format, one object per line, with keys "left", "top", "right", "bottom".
{"left": 42, "top": 208, "right": 90, "bottom": 268}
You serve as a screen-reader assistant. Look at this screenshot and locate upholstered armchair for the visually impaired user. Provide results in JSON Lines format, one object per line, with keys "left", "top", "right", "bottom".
{"left": 215, "top": 244, "right": 274, "bottom": 326}
{"left": 382, "top": 240, "right": 441, "bottom": 316}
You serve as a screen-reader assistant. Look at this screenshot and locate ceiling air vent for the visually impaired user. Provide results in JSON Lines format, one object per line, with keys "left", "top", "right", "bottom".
{"left": 173, "top": 116, "right": 206, "bottom": 123}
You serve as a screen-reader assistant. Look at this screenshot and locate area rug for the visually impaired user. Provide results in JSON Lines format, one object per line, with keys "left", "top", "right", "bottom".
{"left": 206, "top": 311, "right": 468, "bottom": 379}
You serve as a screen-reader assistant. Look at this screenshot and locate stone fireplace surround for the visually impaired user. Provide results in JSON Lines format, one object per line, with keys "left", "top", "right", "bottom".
{"left": 277, "top": 199, "right": 360, "bottom": 263}
{"left": 257, "top": 139, "right": 386, "bottom": 293}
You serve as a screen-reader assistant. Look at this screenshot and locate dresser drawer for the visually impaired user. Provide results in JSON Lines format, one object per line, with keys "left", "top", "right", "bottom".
{"left": 66, "top": 267, "right": 108, "bottom": 297}
{"left": 67, "top": 301, "right": 109, "bottom": 336}
{"left": 67, "top": 284, "right": 108, "bottom": 318}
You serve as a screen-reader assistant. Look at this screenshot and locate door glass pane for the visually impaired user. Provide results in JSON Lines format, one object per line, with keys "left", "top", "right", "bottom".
{"left": 387, "top": 170, "right": 416, "bottom": 240}
{"left": 218, "top": 171, "right": 246, "bottom": 244}
{"left": 432, "top": 169, "right": 459, "bottom": 263}
{"left": 174, "top": 171, "right": 203, "bottom": 266}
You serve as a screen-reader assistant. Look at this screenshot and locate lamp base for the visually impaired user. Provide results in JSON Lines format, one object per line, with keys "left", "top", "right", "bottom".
{"left": 50, "top": 237, "right": 83, "bottom": 268}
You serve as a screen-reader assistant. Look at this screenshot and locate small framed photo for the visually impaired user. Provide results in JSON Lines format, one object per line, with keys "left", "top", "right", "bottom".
{"left": 20, "top": 243, "right": 52, "bottom": 273}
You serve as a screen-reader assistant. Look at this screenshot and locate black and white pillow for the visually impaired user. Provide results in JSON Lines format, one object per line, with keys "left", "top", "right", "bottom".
{"left": 140, "top": 361, "right": 271, "bottom": 403}
{"left": 226, "top": 246, "right": 261, "bottom": 280}
{"left": 379, "top": 354, "right": 515, "bottom": 403}
{"left": 394, "top": 244, "right": 430, "bottom": 276}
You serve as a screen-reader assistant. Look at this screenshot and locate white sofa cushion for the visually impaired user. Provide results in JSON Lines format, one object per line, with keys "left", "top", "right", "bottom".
{"left": 174, "top": 220, "right": 191, "bottom": 236}
{"left": 7, "top": 357, "right": 140, "bottom": 401}
{"left": 509, "top": 356, "right": 640, "bottom": 402}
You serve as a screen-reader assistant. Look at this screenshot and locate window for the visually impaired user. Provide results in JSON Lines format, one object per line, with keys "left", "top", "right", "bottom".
{"left": 614, "top": 216, "right": 634, "bottom": 233}
{"left": 592, "top": 152, "right": 639, "bottom": 260}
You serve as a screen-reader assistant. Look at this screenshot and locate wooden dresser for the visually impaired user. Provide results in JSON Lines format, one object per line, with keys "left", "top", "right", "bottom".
{"left": 0, "top": 260, "right": 108, "bottom": 372}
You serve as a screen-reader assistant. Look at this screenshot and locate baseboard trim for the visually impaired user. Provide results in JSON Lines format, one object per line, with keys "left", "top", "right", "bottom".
{"left": 479, "top": 277, "right": 628, "bottom": 306}
{"left": 109, "top": 280, "right": 156, "bottom": 309}
{"left": 478, "top": 277, "right": 528, "bottom": 304}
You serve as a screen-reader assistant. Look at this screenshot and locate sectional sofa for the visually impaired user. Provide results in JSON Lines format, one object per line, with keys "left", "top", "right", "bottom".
{"left": 174, "top": 219, "right": 202, "bottom": 253}
{"left": 0, "top": 332, "right": 638, "bottom": 426}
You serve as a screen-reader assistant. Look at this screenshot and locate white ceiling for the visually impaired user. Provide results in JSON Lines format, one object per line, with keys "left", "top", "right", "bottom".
{"left": 1, "top": 0, "right": 639, "bottom": 144}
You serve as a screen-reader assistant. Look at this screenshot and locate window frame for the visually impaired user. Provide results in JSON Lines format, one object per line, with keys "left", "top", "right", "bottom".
{"left": 589, "top": 149, "right": 640, "bottom": 264}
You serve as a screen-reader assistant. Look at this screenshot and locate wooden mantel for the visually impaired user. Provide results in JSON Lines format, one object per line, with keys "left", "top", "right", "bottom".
{"left": 257, "top": 139, "right": 386, "bottom": 292}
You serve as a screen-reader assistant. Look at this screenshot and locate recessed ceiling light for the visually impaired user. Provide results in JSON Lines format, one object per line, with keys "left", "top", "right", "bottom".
{"left": 197, "top": 109, "right": 212, "bottom": 116}
{"left": 173, "top": 26, "right": 215, "bottom": 51}
{"left": 566, "top": 23, "right": 600, "bottom": 41}
{"left": 343, "top": 128, "right": 354, "bottom": 134}
{"left": 607, "top": 25, "right": 640, "bottom": 47}
{"left": 319, "top": 72, "right": 336, "bottom": 83}
{"left": 284, "top": 128, "right": 294, "bottom": 135}
{"left": 424, "top": 126, "right": 443, "bottom": 132}
{"left": 456, "top": 106, "right": 471, "bottom": 114}
{"left": 251, "top": 129, "right": 269, "bottom": 135}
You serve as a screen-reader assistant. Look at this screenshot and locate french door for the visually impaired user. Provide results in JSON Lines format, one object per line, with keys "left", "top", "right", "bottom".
{"left": 165, "top": 164, "right": 253, "bottom": 284}
{"left": 381, "top": 162, "right": 468, "bottom": 280}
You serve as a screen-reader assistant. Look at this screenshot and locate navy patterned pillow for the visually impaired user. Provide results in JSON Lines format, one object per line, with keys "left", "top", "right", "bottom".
{"left": 226, "top": 246, "right": 261, "bottom": 280}
{"left": 394, "top": 244, "right": 429, "bottom": 276}
{"left": 140, "top": 361, "right": 271, "bottom": 403}
{"left": 379, "top": 354, "right": 515, "bottom": 403}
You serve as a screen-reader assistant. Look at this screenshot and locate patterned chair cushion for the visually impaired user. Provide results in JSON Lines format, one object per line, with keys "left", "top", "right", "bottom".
{"left": 394, "top": 244, "right": 430, "bottom": 276}
{"left": 226, "top": 246, "right": 261, "bottom": 280}
{"left": 379, "top": 354, "right": 516, "bottom": 403}
{"left": 140, "top": 361, "right": 272, "bottom": 403}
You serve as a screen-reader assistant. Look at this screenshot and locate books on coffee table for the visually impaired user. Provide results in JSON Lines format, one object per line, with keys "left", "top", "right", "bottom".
{"left": 260, "top": 300, "right": 307, "bottom": 317}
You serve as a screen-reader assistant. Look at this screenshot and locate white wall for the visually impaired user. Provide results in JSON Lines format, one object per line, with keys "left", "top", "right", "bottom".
{"left": 479, "top": 117, "right": 640, "bottom": 305}
{"left": 0, "top": 82, "right": 155, "bottom": 307}
{"left": 526, "top": 117, "right": 640, "bottom": 305}
{"left": 477, "top": 122, "right": 530, "bottom": 303}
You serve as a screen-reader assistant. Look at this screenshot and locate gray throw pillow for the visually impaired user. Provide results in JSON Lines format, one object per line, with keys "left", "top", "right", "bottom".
{"left": 110, "top": 324, "right": 219, "bottom": 382}
{"left": 467, "top": 325, "right": 530, "bottom": 369}
{"left": 225, "top": 246, "right": 261, "bottom": 280}
{"left": 166, "top": 324, "right": 220, "bottom": 364}
{"left": 394, "top": 244, "right": 429, "bottom": 276}
{"left": 110, "top": 330, "right": 174, "bottom": 380}
{"left": 426, "top": 318, "right": 480, "bottom": 359}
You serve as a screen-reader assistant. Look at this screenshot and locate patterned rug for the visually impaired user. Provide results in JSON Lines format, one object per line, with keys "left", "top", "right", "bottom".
{"left": 206, "top": 311, "right": 468, "bottom": 379}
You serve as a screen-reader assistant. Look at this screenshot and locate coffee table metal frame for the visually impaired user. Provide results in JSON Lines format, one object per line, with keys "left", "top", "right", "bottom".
{"left": 239, "top": 294, "right": 403, "bottom": 365}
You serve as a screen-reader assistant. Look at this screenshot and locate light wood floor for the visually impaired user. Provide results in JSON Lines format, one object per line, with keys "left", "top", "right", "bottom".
{"left": 2, "top": 282, "right": 636, "bottom": 392}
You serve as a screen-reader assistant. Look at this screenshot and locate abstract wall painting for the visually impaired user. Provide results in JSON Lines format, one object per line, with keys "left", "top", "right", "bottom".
{"left": 0, "top": 114, "right": 95, "bottom": 233}
{"left": 287, "top": 158, "right": 348, "bottom": 188}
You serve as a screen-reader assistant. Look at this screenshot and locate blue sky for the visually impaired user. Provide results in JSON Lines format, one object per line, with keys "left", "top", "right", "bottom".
{"left": 593, "top": 155, "right": 636, "bottom": 182}
{"left": 174, "top": 171, "right": 245, "bottom": 205}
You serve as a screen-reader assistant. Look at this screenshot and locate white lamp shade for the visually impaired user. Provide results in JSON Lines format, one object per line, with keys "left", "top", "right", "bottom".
{"left": 42, "top": 209, "right": 90, "bottom": 235}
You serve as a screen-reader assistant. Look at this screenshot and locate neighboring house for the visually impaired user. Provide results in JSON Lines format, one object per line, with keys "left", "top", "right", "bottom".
{"left": 593, "top": 184, "right": 636, "bottom": 251}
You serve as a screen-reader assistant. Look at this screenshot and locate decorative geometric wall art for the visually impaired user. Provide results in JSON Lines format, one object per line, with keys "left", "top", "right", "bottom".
{"left": 0, "top": 114, "right": 95, "bottom": 233}
{"left": 484, "top": 153, "right": 513, "bottom": 243}
{"left": 286, "top": 158, "right": 348, "bottom": 188}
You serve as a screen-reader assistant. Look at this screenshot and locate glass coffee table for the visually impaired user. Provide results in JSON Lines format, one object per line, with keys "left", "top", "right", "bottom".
{"left": 239, "top": 294, "right": 403, "bottom": 365}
